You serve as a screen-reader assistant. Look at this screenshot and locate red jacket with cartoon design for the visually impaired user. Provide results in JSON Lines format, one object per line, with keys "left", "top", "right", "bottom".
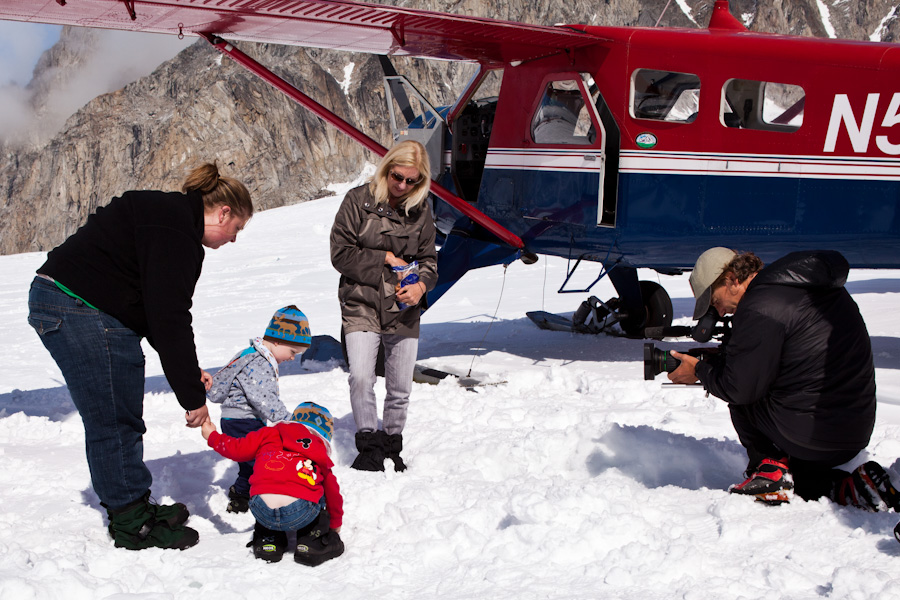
{"left": 207, "top": 422, "right": 343, "bottom": 529}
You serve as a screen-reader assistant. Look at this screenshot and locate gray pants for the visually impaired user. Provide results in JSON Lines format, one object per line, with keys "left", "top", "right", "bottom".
{"left": 345, "top": 331, "right": 418, "bottom": 435}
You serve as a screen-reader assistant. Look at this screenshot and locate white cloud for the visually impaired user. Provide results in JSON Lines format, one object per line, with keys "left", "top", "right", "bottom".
{"left": 0, "top": 26, "right": 193, "bottom": 142}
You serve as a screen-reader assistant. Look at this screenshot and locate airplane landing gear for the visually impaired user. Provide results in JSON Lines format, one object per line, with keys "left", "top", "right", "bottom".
{"left": 571, "top": 280, "right": 672, "bottom": 337}
{"left": 527, "top": 279, "right": 673, "bottom": 339}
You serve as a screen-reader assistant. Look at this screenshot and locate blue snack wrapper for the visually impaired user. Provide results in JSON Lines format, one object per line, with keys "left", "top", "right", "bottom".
{"left": 393, "top": 261, "right": 420, "bottom": 310}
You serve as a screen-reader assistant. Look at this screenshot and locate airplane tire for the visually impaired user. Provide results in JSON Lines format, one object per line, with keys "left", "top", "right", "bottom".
{"left": 621, "top": 280, "right": 673, "bottom": 336}
{"left": 639, "top": 280, "right": 673, "bottom": 330}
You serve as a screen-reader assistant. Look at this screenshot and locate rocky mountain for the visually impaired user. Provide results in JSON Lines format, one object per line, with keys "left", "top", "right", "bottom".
{"left": 1, "top": 0, "right": 897, "bottom": 255}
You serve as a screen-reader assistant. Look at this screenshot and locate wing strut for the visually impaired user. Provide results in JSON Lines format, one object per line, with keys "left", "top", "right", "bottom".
{"left": 202, "top": 34, "right": 524, "bottom": 250}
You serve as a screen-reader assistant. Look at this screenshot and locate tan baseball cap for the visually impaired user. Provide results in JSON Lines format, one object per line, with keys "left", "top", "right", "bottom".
{"left": 689, "top": 247, "right": 737, "bottom": 319}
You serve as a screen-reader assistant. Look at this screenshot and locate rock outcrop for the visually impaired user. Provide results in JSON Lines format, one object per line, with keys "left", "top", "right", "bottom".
{"left": 1, "top": 0, "right": 897, "bottom": 255}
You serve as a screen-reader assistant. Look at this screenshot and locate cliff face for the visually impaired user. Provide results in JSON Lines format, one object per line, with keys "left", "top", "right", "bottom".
{"left": 1, "top": 0, "right": 897, "bottom": 255}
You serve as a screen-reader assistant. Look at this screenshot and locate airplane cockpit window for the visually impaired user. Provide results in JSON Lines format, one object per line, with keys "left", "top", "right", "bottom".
{"left": 531, "top": 79, "right": 597, "bottom": 144}
{"left": 631, "top": 69, "right": 700, "bottom": 123}
{"left": 722, "top": 79, "right": 804, "bottom": 131}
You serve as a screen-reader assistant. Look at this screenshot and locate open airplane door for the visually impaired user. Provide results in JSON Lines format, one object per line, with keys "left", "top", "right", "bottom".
{"left": 479, "top": 71, "right": 617, "bottom": 249}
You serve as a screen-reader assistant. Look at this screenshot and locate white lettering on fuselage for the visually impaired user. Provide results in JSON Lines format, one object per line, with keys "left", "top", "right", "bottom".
{"left": 824, "top": 93, "right": 900, "bottom": 155}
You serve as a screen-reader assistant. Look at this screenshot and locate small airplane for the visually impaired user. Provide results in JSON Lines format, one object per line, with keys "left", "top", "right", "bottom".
{"left": 2, "top": 0, "right": 899, "bottom": 339}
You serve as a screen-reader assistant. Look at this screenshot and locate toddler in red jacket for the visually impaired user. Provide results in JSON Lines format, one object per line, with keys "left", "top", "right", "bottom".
{"left": 201, "top": 402, "right": 344, "bottom": 565}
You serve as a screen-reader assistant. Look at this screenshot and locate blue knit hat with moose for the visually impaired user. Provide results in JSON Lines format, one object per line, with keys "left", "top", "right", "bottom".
{"left": 263, "top": 305, "right": 311, "bottom": 348}
{"left": 291, "top": 402, "right": 334, "bottom": 445}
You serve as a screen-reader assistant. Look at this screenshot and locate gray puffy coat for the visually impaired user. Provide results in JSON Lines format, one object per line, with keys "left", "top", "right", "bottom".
{"left": 330, "top": 184, "right": 437, "bottom": 338}
{"left": 207, "top": 338, "right": 291, "bottom": 423}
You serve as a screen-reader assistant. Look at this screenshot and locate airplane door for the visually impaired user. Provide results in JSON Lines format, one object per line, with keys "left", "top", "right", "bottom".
{"left": 480, "top": 73, "right": 617, "bottom": 238}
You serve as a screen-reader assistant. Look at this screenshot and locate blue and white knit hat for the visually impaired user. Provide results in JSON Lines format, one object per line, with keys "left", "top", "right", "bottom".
{"left": 263, "top": 305, "right": 311, "bottom": 348}
{"left": 291, "top": 402, "right": 334, "bottom": 445}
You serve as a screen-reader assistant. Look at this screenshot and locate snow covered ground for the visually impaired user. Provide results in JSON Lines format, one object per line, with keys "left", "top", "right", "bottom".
{"left": 2, "top": 182, "right": 900, "bottom": 599}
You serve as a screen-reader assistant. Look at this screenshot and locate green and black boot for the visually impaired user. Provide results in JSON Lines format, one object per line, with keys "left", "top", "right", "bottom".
{"left": 105, "top": 495, "right": 199, "bottom": 550}
{"left": 144, "top": 492, "right": 190, "bottom": 527}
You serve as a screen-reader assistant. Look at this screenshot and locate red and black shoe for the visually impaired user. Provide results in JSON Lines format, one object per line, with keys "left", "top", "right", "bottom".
{"left": 832, "top": 461, "right": 900, "bottom": 512}
{"left": 729, "top": 457, "right": 794, "bottom": 505}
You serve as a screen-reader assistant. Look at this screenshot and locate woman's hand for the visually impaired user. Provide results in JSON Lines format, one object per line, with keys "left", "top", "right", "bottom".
{"left": 185, "top": 404, "right": 210, "bottom": 428}
{"left": 384, "top": 250, "right": 408, "bottom": 268}
{"left": 397, "top": 280, "right": 427, "bottom": 307}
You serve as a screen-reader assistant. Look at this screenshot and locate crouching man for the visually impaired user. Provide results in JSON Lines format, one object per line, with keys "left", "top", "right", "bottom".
{"left": 669, "top": 248, "right": 899, "bottom": 510}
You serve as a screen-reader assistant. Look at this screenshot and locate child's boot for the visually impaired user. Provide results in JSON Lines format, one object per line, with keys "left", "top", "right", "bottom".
{"left": 247, "top": 522, "right": 288, "bottom": 562}
{"left": 105, "top": 495, "right": 199, "bottom": 550}
{"left": 227, "top": 485, "right": 250, "bottom": 513}
{"left": 350, "top": 431, "right": 385, "bottom": 471}
{"left": 383, "top": 432, "right": 408, "bottom": 472}
{"left": 294, "top": 511, "right": 344, "bottom": 566}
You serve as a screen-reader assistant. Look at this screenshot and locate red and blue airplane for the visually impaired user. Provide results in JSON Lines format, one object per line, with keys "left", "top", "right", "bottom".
{"left": 2, "top": 0, "right": 898, "bottom": 337}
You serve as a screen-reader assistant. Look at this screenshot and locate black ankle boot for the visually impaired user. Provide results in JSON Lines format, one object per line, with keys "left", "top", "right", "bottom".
{"left": 350, "top": 431, "right": 385, "bottom": 471}
{"left": 295, "top": 511, "right": 344, "bottom": 567}
{"left": 227, "top": 485, "right": 250, "bottom": 513}
{"left": 247, "top": 522, "right": 288, "bottom": 562}
{"left": 383, "top": 432, "right": 407, "bottom": 472}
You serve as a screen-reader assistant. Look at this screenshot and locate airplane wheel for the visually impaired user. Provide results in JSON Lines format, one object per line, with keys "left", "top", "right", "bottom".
{"left": 640, "top": 280, "right": 673, "bottom": 330}
{"left": 620, "top": 281, "right": 673, "bottom": 336}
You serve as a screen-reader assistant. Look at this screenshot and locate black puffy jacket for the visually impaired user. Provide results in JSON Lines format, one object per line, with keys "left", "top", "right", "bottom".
{"left": 695, "top": 251, "right": 876, "bottom": 451}
{"left": 38, "top": 190, "right": 207, "bottom": 410}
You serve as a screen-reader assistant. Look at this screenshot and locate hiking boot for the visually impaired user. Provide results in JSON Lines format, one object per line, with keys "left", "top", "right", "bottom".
{"left": 859, "top": 462, "right": 900, "bottom": 511}
{"left": 294, "top": 511, "right": 344, "bottom": 567}
{"left": 382, "top": 432, "right": 407, "bottom": 472}
{"left": 247, "top": 522, "right": 288, "bottom": 563}
{"left": 227, "top": 485, "right": 250, "bottom": 513}
{"left": 831, "top": 461, "right": 900, "bottom": 512}
{"left": 105, "top": 495, "right": 199, "bottom": 550}
{"left": 351, "top": 431, "right": 385, "bottom": 472}
{"left": 729, "top": 457, "right": 794, "bottom": 505}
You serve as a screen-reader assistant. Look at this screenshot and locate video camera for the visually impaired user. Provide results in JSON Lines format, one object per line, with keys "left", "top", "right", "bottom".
{"left": 643, "top": 307, "right": 731, "bottom": 381}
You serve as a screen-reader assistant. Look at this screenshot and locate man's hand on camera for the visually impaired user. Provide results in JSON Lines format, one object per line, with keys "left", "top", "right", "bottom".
{"left": 667, "top": 351, "right": 700, "bottom": 384}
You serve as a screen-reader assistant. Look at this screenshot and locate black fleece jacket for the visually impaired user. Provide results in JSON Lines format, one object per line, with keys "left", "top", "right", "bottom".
{"left": 38, "top": 190, "right": 207, "bottom": 411}
{"left": 695, "top": 250, "right": 876, "bottom": 451}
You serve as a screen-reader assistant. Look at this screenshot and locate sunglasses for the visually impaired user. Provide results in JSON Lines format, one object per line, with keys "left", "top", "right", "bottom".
{"left": 389, "top": 171, "right": 423, "bottom": 186}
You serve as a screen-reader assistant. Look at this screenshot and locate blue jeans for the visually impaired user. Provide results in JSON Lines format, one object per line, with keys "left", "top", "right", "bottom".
{"left": 221, "top": 417, "right": 266, "bottom": 496}
{"left": 249, "top": 494, "right": 326, "bottom": 531}
{"left": 28, "top": 277, "right": 150, "bottom": 509}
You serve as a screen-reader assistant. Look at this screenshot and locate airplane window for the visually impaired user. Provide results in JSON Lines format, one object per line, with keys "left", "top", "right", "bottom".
{"left": 531, "top": 79, "right": 595, "bottom": 144}
{"left": 631, "top": 69, "right": 701, "bottom": 123}
{"left": 722, "top": 79, "right": 804, "bottom": 131}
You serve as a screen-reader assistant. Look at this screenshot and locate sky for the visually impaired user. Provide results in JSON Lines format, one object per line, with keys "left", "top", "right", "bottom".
{"left": 1, "top": 177, "right": 900, "bottom": 598}
{"left": 0, "top": 21, "right": 61, "bottom": 86}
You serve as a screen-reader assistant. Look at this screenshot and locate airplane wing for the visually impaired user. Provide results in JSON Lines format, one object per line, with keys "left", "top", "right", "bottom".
{"left": 0, "top": 0, "right": 601, "bottom": 65}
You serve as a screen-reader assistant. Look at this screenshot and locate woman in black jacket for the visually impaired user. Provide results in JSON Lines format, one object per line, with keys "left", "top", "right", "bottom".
{"left": 28, "top": 162, "right": 253, "bottom": 550}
